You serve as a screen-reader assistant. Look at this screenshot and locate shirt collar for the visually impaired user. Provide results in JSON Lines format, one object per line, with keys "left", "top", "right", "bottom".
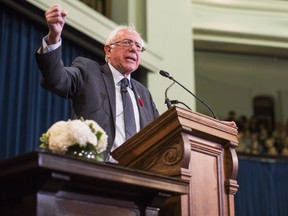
{"left": 108, "top": 63, "right": 132, "bottom": 88}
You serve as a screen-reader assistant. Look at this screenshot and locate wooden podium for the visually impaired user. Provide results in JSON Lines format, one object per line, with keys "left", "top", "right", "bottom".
{"left": 112, "top": 106, "right": 239, "bottom": 216}
{"left": 0, "top": 151, "right": 188, "bottom": 216}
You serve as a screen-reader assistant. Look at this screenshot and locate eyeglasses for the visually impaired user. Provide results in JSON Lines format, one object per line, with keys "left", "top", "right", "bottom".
{"left": 110, "top": 39, "right": 145, "bottom": 53}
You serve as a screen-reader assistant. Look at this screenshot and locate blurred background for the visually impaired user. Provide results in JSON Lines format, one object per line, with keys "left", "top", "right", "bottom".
{"left": 1, "top": 0, "right": 288, "bottom": 215}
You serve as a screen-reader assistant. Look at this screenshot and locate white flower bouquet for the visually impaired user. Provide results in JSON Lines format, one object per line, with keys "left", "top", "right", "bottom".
{"left": 39, "top": 118, "right": 108, "bottom": 161}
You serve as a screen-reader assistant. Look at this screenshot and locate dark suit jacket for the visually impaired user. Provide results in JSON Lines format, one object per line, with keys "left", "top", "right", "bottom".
{"left": 35, "top": 46, "right": 159, "bottom": 154}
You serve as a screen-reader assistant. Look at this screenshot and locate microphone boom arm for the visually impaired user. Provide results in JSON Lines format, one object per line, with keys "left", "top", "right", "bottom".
{"left": 172, "top": 79, "right": 218, "bottom": 119}
{"left": 164, "top": 81, "right": 175, "bottom": 109}
{"left": 159, "top": 70, "right": 218, "bottom": 119}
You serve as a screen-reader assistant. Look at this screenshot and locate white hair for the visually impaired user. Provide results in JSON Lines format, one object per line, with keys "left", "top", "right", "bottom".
{"left": 105, "top": 25, "right": 145, "bottom": 47}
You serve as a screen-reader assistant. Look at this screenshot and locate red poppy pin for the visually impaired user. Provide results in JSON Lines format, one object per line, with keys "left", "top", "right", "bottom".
{"left": 138, "top": 95, "right": 144, "bottom": 107}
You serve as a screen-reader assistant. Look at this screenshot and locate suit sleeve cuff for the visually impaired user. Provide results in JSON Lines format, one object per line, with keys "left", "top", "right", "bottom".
{"left": 37, "top": 35, "right": 62, "bottom": 54}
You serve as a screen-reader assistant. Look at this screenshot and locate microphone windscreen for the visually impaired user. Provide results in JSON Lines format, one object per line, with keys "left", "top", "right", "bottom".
{"left": 159, "top": 70, "right": 170, "bottom": 78}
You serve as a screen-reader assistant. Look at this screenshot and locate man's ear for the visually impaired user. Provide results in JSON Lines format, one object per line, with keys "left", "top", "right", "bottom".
{"left": 104, "top": 45, "right": 111, "bottom": 60}
{"left": 104, "top": 45, "right": 111, "bottom": 54}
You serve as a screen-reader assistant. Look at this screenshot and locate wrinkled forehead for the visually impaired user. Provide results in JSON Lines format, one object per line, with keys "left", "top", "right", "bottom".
{"left": 114, "top": 29, "right": 143, "bottom": 44}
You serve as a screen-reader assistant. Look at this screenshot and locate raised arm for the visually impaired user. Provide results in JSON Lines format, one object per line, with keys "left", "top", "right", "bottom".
{"left": 45, "top": 4, "right": 68, "bottom": 45}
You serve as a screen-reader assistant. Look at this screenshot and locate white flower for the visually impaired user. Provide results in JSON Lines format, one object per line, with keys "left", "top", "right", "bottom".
{"left": 40, "top": 119, "right": 108, "bottom": 155}
{"left": 85, "top": 120, "right": 108, "bottom": 153}
{"left": 46, "top": 121, "right": 71, "bottom": 153}
{"left": 68, "top": 120, "right": 97, "bottom": 146}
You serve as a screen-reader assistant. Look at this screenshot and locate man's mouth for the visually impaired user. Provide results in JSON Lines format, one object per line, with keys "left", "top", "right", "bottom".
{"left": 125, "top": 56, "right": 136, "bottom": 62}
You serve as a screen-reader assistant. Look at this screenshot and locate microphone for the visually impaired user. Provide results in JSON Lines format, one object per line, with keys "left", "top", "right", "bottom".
{"left": 159, "top": 70, "right": 171, "bottom": 78}
{"left": 159, "top": 70, "right": 218, "bottom": 119}
{"left": 164, "top": 81, "right": 175, "bottom": 109}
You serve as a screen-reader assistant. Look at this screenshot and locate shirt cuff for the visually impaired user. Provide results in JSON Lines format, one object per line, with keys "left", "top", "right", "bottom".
{"left": 37, "top": 35, "right": 62, "bottom": 54}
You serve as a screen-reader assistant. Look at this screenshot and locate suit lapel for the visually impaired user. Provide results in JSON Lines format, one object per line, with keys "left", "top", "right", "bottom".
{"left": 131, "top": 80, "right": 145, "bottom": 128}
{"left": 101, "top": 64, "right": 116, "bottom": 125}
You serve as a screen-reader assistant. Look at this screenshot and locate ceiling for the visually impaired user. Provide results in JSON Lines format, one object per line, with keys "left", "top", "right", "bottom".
{"left": 194, "top": 40, "right": 288, "bottom": 92}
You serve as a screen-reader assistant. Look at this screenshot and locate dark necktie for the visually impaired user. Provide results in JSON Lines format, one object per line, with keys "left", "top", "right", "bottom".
{"left": 121, "top": 78, "right": 137, "bottom": 140}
